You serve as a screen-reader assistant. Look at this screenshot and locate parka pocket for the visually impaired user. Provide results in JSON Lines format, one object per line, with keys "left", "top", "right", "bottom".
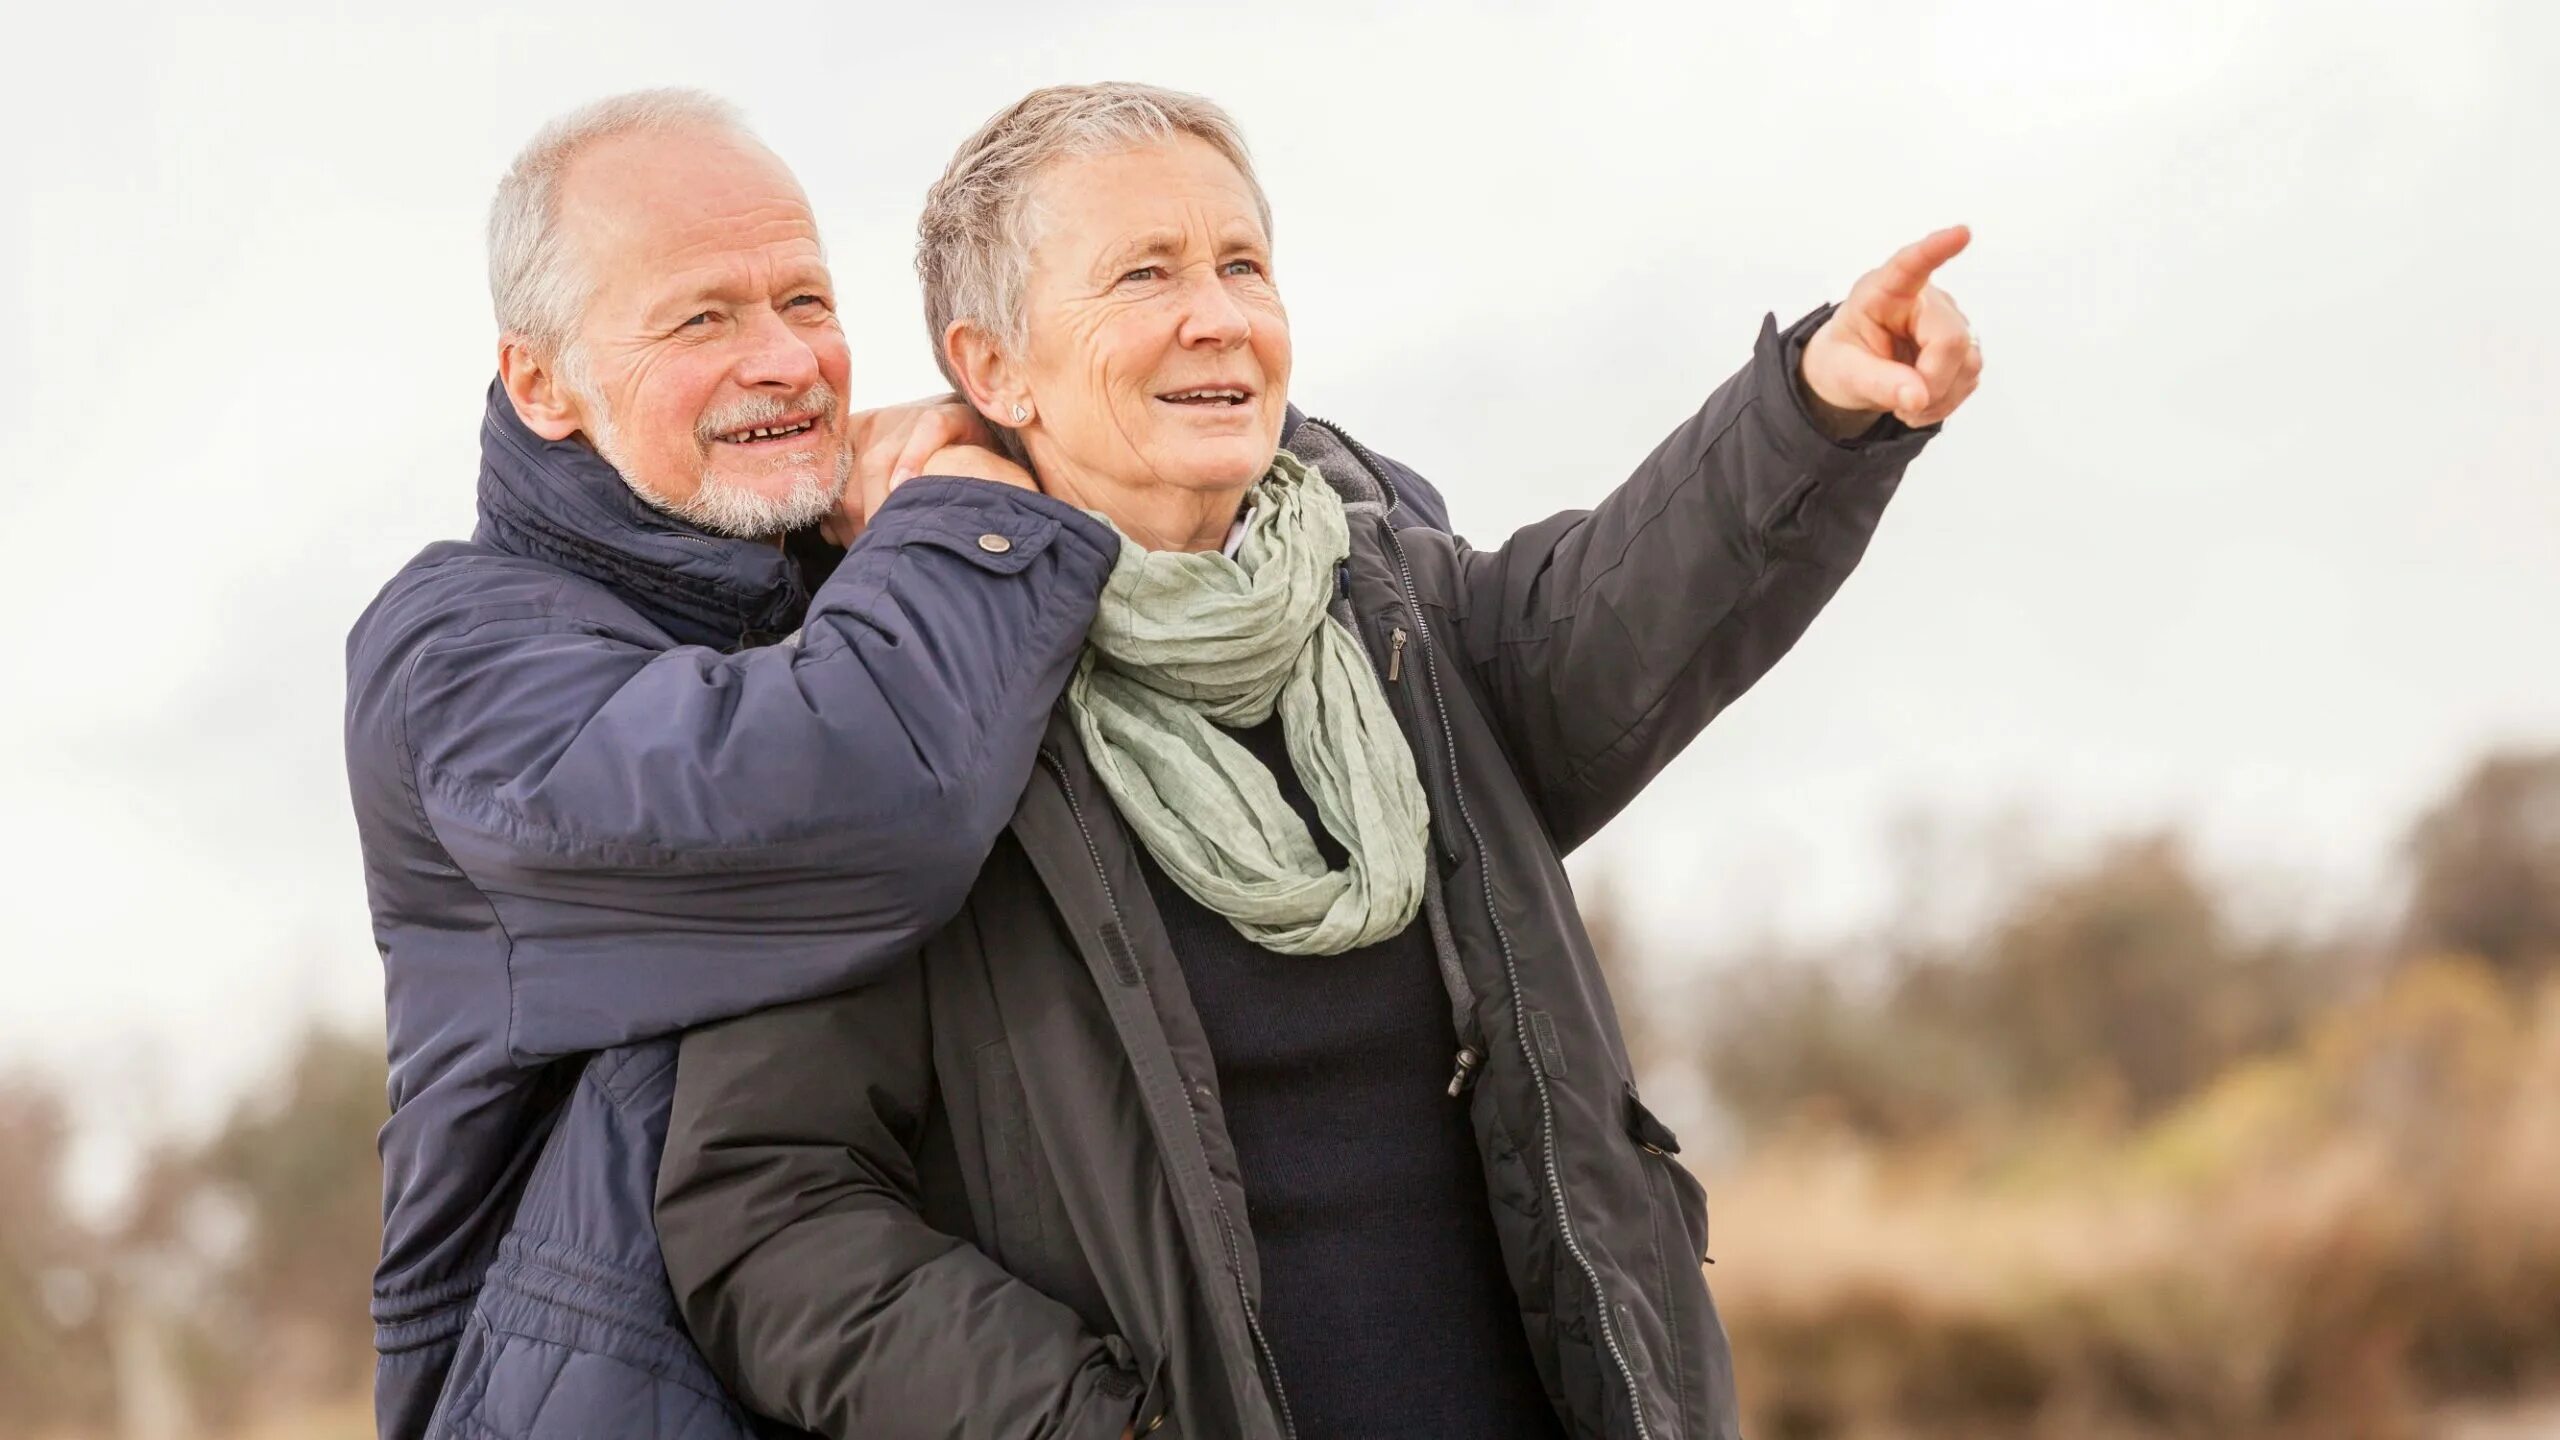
{"left": 1627, "top": 1087, "right": 1711, "bottom": 1265}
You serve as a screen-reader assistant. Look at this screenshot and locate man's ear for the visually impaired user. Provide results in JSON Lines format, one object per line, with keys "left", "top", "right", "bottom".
{"left": 497, "top": 335, "right": 585, "bottom": 442}
{"left": 943, "top": 320, "right": 1027, "bottom": 429}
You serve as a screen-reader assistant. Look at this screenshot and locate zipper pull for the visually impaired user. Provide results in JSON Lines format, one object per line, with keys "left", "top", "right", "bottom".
{"left": 1387, "top": 626, "right": 1408, "bottom": 682}
{"left": 1445, "top": 1045, "right": 1482, "bottom": 1098}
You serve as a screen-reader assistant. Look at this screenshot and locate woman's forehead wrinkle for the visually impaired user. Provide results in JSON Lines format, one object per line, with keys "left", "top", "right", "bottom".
{"left": 1218, "top": 212, "right": 1269, "bottom": 249}
{"left": 1094, "top": 227, "right": 1185, "bottom": 273}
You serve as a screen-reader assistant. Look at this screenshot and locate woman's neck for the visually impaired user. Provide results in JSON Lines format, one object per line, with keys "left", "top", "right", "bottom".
{"left": 1042, "top": 467, "right": 1250, "bottom": 553}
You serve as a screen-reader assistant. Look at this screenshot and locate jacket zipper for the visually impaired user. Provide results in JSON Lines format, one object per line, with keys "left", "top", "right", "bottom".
{"left": 1445, "top": 1045, "right": 1483, "bottom": 1098}
{"left": 1038, "top": 751, "right": 1302, "bottom": 1440}
{"left": 1364, "top": 617, "right": 1474, "bottom": 1097}
{"left": 1320, "top": 420, "right": 1659, "bottom": 1440}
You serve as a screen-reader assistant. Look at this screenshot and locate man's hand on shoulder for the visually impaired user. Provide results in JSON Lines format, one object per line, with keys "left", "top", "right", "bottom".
{"left": 1798, "top": 224, "right": 1983, "bottom": 441}
{"left": 825, "top": 395, "right": 1007, "bottom": 545}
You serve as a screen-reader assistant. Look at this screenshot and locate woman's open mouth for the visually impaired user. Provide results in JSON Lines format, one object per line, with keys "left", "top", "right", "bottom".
{"left": 1155, "top": 387, "right": 1253, "bottom": 408}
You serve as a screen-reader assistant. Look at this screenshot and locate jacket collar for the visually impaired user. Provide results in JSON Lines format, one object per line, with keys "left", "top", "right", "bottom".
{"left": 471, "top": 380, "right": 812, "bottom": 651}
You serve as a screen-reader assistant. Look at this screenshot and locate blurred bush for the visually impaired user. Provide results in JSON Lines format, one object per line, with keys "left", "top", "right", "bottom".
{"left": 1651, "top": 748, "right": 2560, "bottom": 1439}
{"left": 1711, "top": 960, "right": 2560, "bottom": 1440}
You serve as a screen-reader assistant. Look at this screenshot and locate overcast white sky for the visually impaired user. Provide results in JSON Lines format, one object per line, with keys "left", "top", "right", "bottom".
{"left": 2, "top": 1, "right": 2553, "bottom": 1190}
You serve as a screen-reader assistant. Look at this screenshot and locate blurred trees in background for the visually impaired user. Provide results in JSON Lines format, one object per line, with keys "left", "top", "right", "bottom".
{"left": 1697, "top": 749, "right": 2560, "bottom": 1152}
{"left": 5, "top": 1033, "right": 383, "bottom": 1439}
{"left": 0, "top": 1083, "right": 113, "bottom": 1435}
{"left": 121, "top": 1029, "right": 386, "bottom": 1425}
{"left": 2404, "top": 750, "right": 2560, "bottom": 988}
{"left": 1702, "top": 831, "right": 2334, "bottom": 1145}
{"left": 2, "top": 748, "right": 2555, "bottom": 1439}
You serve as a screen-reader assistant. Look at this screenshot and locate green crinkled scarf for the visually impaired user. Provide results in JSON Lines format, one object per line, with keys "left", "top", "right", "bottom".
{"left": 1066, "top": 451, "right": 1430, "bottom": 956}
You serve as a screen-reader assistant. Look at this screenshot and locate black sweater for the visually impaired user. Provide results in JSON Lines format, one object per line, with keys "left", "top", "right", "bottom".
{"left": 1131, "top": 718, "right": 1564, "bottom": 1440}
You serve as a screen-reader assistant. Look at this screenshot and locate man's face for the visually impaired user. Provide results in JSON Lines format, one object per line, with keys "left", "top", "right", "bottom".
{"left": 552, "top": 130, "right": 852, "bottom": 536}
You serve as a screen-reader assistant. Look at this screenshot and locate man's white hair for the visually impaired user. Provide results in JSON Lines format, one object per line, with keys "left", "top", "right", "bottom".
{"left": 487, "top": 88, "right": 759, "bottom": 357}
{"left": 916, "top": 82, "right": 1272, "bottom": 395}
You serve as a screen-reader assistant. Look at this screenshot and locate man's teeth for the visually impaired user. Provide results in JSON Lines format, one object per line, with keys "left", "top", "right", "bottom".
{"left": 722, "top": 421, "right": 815, "bottom": 442}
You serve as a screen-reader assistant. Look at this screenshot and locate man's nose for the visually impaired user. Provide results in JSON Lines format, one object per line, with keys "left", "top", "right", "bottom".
{"left": 1175, "top": 272, "right": 1252, "bottom": 349}
{"left": 735, "top": 305, "right": 825, "bottom": 391}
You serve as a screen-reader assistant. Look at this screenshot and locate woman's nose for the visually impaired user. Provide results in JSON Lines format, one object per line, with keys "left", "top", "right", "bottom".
{"left": 1175, "top": 272, "right": 1252, "bottom": 348}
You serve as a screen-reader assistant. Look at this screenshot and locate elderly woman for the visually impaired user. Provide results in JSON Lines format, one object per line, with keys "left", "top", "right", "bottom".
{"left": 659, "top": 84, "right": 1974, "bottom": 1440}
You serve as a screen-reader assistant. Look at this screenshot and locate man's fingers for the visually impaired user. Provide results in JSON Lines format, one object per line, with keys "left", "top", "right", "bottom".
{"left": 889, "top": 417, "right": 948, "bottom": 486}
{"left": 890, "top": 405, "right": 993, "bottom": 485}
{"left": 1866, "top": 224, "right": 1971, "bottom": 302}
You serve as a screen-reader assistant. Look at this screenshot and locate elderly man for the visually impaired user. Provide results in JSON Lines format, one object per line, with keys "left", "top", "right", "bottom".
{"left": 343, "top": 89, "right": 1451, "bottom": 1440}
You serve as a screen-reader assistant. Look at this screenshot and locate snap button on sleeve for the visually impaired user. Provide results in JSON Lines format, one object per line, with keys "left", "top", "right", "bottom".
{"left": 977, "top": 533, "right": 1013, "bottom": 554}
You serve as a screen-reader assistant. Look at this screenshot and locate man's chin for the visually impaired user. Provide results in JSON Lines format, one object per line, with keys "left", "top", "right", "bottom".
{"left": 649, "top": 461, "right": 844, "bottom": 540}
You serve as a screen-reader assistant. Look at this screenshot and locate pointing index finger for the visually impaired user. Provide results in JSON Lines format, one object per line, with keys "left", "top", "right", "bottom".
{"left": 1868, "top": 225, "right": 1972, "bottom": 301}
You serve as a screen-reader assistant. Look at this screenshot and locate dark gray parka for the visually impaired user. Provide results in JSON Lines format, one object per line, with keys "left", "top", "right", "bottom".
{"left": 656, "top": 309, "right": 1935, "bottom": 1440}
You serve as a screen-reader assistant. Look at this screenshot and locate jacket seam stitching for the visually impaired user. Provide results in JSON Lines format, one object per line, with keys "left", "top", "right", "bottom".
{"left": 1545, "top": 553, "right": 1793, "bottom": 810}
{"left": 392, "top": 587, "right": 544, "bottom": 1104}
{"left": 467, "top": 1310, "right": 734, "bottom": 1406}
{"left": 1646, "top": 1157, "right": 1690, "bottom": 1433}
{"left": 492, "top": 1234, "right": 673, "bottom": 1300}
{"left": 1524, "top": 398, "right": 1760, "bottom": 639}
{"left": 1536, "top": 463, "right": 1874, "bottom": 804}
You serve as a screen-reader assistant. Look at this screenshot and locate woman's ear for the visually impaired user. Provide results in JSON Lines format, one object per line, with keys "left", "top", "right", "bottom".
{"left": 943, "top": 320, "right": 1030, "bottom": 429}
{"left": 497, "top": 337, "right": 584, "bottom": 442}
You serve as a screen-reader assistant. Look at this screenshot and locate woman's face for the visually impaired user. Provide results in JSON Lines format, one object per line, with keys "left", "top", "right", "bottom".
{"left": 1011, "top": 136, "right": 1290, "bottom": 499}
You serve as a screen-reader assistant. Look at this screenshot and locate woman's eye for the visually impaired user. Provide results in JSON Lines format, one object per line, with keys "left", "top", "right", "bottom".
{"left": 785, "top": 293, "right": 827, "bottom": 310}
{"left": 1119, "top": 266, "right": 1162, "bottom": 285}
{"left": 1222, "top": 259, "right": 1264, "bottom": 277}
{"left": 680, "top": 311, "right": 718, "bottom": 329}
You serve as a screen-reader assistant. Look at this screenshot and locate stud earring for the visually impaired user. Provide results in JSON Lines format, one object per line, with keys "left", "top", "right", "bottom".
{"left": 1011, "top": 403, "right": 1029, "bottom": 424}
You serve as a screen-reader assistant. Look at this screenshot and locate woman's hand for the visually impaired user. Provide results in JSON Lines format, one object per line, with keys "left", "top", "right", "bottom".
{"left": 1798, "top": 225, "right": 1982, "bottom": 439}
{"left": 823, "top": 395, "right": 1008, "bottom": 546}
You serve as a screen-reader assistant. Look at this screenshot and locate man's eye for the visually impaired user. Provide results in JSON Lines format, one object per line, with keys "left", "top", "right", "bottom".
{"left": 1119, "top": 266, "right": 1162, "bottom": 285}
{"left": 785, "top": 293, "right": 828, "bottom": 309}
{"left": 681, "top": 311, "right": 719, "bottom": 328}
{"left": 1222, "top": 259, "right": 1264, "bottom": 277}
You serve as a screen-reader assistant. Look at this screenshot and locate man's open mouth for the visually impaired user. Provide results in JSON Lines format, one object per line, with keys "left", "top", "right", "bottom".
{"left": 713, "top": 416, "right": 820, "bottom": 446}
{"left": 1155, "top": 387, "right": 1253, "bottom": 407}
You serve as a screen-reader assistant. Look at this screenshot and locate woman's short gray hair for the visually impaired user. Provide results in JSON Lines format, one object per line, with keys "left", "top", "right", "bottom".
{"left": 488, "top": 88, "right": 759, "bottom": 356}
{"left": 916, "top": 83, "right": 1271, "bottom": 388}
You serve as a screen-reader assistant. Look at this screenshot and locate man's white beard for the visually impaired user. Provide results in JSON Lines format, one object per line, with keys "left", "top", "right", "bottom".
{"left": 586, "top": 385, "right": 851, "bottom": 540}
